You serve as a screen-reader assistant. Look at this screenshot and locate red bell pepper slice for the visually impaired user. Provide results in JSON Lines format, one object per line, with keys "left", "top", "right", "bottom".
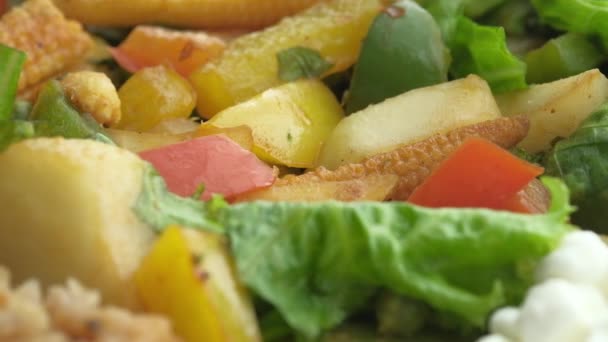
{"left": 140, "top": 135, "right": 276, "bottom": 200}
{"left": 408, "top": 137, "right": 544, "bottom": 211}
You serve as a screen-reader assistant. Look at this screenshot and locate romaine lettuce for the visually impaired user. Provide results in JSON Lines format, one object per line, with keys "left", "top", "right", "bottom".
{"left": 425, "top": 0, "right": 527, "bottom": 92}
{"left": 223, "top": 178, "right": 573, "bottom": 337}
{"left": 531, "top": 0, "right": 608, "bottom": 49}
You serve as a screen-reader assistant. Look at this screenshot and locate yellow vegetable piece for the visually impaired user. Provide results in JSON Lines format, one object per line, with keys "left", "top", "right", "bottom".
{"left": 117, "top": 65, "right": 196, "bottom": 131}
{"left": 190, "top": 0, "right": 381, "bottom": 118}
{"left": 204, "top": 79, "right": 344, "bottom": 168}
{"left": 135, "top": 226, "right": 261, "bottom": 342}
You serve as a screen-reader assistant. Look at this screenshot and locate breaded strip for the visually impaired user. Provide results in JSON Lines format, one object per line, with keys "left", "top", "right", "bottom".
{"left": 0, "top": 0, "right": 93, "bottom": 94}
{"left": 52, "top": 0, "right": 322, "bottom": 29}
{"left": 280, "top": 116, "right": 530, "bottom": 201}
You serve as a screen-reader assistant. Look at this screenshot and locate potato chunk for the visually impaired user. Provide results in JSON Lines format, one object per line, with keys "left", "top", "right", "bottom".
{"left": 0, "top": 138, "right": 155, "bottom": 308}
{"left": 316, "top": 75, "right": 501, "bottom": 169}
{"left": 496, "top": 69, "right": 608, "bottom": 152}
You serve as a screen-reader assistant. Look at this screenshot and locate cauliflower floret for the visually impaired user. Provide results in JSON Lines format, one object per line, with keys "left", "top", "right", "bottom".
{"left": 489, "top": 307, "right": 520, "bottom": 340}
{"left": 61, "top": 71, "right": 121, "bottom": 126}
{"left": 478, "top": 335, "right": 513, "bottom": 342}
{"left": 518, "top": 279, "right": 606, "bottom": 342}
{"left": 478, "top": 231, "right": 608, "bottom": 342}
{"left": 536, "top": 230, "right": 608, "bottom": 295}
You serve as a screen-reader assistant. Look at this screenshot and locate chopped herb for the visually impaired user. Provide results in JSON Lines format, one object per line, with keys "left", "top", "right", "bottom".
{"left": 192, "top": 183, "right": 206, "bottom": 200}
{"left": 287, "top": 132, "right": 293, "bottom": 142}
{"left": 277, "top": 46, "right": 334, "bottom": 82}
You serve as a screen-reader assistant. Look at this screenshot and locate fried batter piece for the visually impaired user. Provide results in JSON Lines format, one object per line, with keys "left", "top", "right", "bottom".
{"left": 0, "top": 0, "right": 93, "bottom": 94}
{"left": 280, "top": 116, "right": 531, "bottom": 201}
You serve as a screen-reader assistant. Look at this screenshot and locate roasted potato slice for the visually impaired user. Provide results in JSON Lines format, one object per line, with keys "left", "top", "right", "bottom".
{"left": 497, "top": 69, "right": 608, "bottom": 152}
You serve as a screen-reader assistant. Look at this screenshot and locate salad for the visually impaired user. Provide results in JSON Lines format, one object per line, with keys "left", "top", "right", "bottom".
{"left": 1, "top": 0, "right": 608, "bottom": 341}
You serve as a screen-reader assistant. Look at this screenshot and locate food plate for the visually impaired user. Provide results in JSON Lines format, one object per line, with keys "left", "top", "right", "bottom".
{"left": 1, "top": 0, "right": 608, "bottom": 341}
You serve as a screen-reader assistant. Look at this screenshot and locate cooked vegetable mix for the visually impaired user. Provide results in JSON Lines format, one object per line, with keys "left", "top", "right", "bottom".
{"left": 3, "top": 0, "right": 608, "bottom": 341}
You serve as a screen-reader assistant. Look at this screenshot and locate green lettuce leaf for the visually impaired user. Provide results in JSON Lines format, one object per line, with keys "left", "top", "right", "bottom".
{"left": 525, "top": 33, "right": 604, "bottom": 84}
{"left": 531, "top": 0, "right": 608, "bottom": 49}
{"left": 463, "top": 0, "right": 506, "bottom": 18}
{"left": 545, "top": 102, "right": 608, "bottom": 232}
{"left": 223, "top": 177, "right": 573, "bottom": 338}
{"left": 425, "top": 0, "right": 527, "bottom": 92}
{"left": 449, "top": 16, "right": 527, "bottom": 92}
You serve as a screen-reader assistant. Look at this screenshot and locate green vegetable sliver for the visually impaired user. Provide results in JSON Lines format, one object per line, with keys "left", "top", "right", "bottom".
{"left": 0, "top": 44, "right": 26, "bottom": 121}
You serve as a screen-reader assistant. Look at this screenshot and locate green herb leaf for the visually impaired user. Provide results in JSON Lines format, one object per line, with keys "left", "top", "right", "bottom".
{"left": 0, "top": 44, "right": 26, "bottom": 121}
{"left": 277, "top": 46, "right": 334, "bottom": 82}
{"left": 133, "top": 164, "right": 226, "bottom": 233}
{"left": 223, "top": 177, "right": 573, "bottom": 337}
{"left": 191, "top": 183, "right": 206, "bottom": 200}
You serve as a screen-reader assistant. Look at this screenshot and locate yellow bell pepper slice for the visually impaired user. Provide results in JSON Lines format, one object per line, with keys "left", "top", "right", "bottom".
{"left": 134, "top": 226, "right": 261, "bottom": 342}
{"left": 117, "top": 66, "right": 197, "bottom": 131}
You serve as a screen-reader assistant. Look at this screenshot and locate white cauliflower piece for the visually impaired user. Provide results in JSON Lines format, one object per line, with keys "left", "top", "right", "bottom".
{"left": 518, "top": 279, "right": 606, "bottom": 342}
{"left": 478, "top": 231, "right": 608, "bottom": 342}
{"left": 478, "top": 335, "right": 513, "bottom": 342}
{"left": 489, "top": 307, "right": 520, "bottom": 340}
{"left": 536, "top": 230, "right": 608, "bottom": 295}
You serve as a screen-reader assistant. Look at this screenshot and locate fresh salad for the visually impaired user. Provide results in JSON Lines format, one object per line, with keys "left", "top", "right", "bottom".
{"left": 2, "top": 0, "right": 608, "bottom": 341}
